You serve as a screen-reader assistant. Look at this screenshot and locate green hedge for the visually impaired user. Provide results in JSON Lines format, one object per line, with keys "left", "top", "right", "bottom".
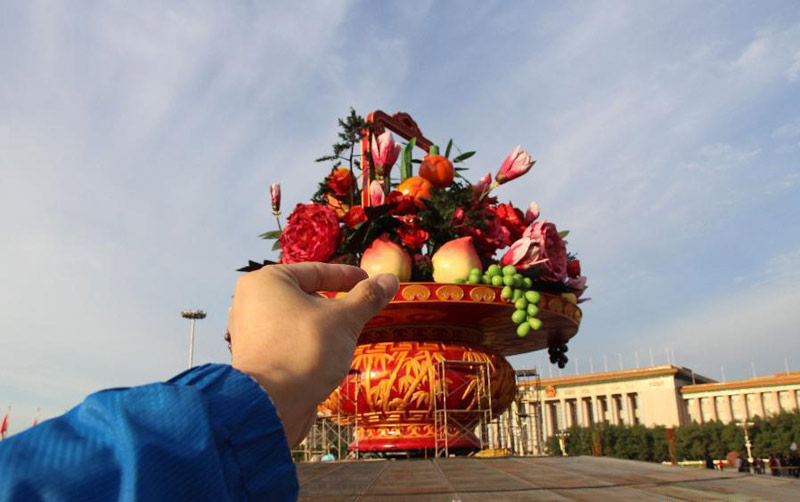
{"left": 545, "top": 411, "right": 800, "bottom": 461}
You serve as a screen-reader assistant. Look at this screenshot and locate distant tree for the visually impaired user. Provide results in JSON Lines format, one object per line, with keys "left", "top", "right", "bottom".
{"left": 543, "top": 411, "right": 800, "bottom": 463}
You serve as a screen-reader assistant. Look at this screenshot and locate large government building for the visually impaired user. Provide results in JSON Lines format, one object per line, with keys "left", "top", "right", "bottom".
{"left": 498, "top": 365, "right": 800, "bottom": 455}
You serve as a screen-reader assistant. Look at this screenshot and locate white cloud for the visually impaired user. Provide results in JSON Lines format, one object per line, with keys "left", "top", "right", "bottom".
{"left": 635, "top": 248, "right": 800, "bottom": 375}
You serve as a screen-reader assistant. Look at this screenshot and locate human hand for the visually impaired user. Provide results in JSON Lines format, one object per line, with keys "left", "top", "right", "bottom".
{"left": 227, "top": 263, "right": 399, "bottom": 447}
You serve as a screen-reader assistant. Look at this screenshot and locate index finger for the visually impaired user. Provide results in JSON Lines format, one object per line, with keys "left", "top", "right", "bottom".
{"left": 278, "top": 262, "right": 369, "bottom": 294}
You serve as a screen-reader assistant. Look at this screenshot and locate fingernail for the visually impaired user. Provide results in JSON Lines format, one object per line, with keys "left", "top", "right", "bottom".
{"left": 375, "top": 274, "right": 400, "bottom": 299}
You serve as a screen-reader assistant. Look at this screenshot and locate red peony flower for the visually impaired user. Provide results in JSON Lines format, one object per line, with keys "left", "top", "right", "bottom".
{"left": 280, "top": 203, "right": 341, "bottom": 264}
{"left": 494, "top": 203, "right": 526, "bottom": 242}
{"left": 386, "top": 190, "right": 417, "bottom": 216}
{"left": 397, "top": 217, "right": 429, "bottom": 250}
{"left": 567, "top": 259, "right": 581, "bottom": 278}
{"left": 327, "top": 167, "right": 355, "bottom": 196}
{"left": 343, "top": 206, "right": 367, "bottom": 229}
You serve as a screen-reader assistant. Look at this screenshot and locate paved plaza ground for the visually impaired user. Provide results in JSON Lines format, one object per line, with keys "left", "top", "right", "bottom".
{"left": 297, "top": 455, "right": 800, "bottom": 501}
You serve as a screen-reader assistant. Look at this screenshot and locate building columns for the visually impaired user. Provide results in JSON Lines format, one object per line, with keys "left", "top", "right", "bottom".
{"left": 581, "top": 398, "right": 591, "bottom": 426}
{"left": 740, "top": 394, "right": 750, "bottom": 419}
{"left": 723, "top": 395, "right": 733, "bottom": 422}
{"left": 707, "top": 397, "right": 718, "bottom": 422}
{"left": 754, "top": 393, "right": 766, "bottom": 418}
{"left": 593, "top": 396, "right": 603, "bottom": 423}
{"left": 609, "top": 395, "right": 620, "bottom": 425}
{"left": 691, "top": 398, "right": 703, "bottom": 423}
{"left": 770, "top": 391, "right": 781, "bottom": 416}
{"left": 626, "top": 394, "right": 635, "bottom": 424}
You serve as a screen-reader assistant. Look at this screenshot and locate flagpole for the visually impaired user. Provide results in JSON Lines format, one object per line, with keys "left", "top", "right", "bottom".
{"left": 1, "top": 406, "right": 10, "bottom": 440}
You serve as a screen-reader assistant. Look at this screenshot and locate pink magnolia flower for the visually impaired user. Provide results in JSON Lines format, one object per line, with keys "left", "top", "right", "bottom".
{"left": 369, "top": 179, "right": 385, "bottom": 206}
{"left": 270, "top": 183, "right": 281, "bottom": 213}
{"left": 525, "top": 202, "right": 539, "bottom": 224}
{"left": 499, "top": 234, "right": 546, "bottom": 270}
{"left": 495, "top": 145, "right": 535, "bottom": 185}
{"left": 371, "top": 131, "right": 402, "bottom": 177}
{"left": 474, "top": 172, "right": 491, "bottom": 197}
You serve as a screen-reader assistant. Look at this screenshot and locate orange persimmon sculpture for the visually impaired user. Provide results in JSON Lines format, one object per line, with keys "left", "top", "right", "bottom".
{"left": 397, "top": 176, "right": 433, "bottom": 206}
{"left": 419, "top": 145, "right": 454, "bottom": 188}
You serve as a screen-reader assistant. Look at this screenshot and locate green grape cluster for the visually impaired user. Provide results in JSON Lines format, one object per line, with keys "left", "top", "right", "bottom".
{"left": 456, "top": 264, "right": 541, "bottom": 338}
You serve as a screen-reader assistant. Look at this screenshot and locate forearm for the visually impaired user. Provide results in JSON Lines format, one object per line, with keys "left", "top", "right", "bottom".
{"left": 0, "top": 364, "right": 298, "bottom": 502}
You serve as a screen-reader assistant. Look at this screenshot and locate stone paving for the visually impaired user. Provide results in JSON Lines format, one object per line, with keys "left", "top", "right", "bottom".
{"left": 297, "top": 456, "right": 800, "bottom": 501}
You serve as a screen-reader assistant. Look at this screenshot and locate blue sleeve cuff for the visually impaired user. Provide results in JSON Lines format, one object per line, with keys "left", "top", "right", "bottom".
{"left": 169, "top": 364, "right": 298, "bottom": 501}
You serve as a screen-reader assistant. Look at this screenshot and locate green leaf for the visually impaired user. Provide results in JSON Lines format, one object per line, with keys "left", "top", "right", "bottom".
{"left": 559, "top": 230, "right": 570, "bottom": 239}
{"left": 444, "top": 139, "right": 454, "bottom": 159}
{"left": 411, "top": 159, "right": 422, "bottom": 164}
{"left": 454, "top": 167, "right": 469, "bottom": 172}
{"left": 341, "top": 211, "right": 401, "bottom": 255}
{"left": 272, "top": 240, "right": 282, "bottom": 251}
{"left": 452, "top": 151, "right": 476, "bottom": 163}
{"left": 259, "top": 230, "right": 282, "bottom": 240}
{"left": 400, "top": 138, "right": 416, "bottom": 181}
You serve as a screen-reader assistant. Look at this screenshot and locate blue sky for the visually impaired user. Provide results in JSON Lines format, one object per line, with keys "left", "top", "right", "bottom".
{"left": 1, "top": 1, "right": 799, "bottom": 433}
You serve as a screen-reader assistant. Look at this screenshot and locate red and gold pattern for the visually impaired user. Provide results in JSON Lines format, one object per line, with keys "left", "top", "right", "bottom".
{"left": 320, "top": 283, "right": 582, "bottom": 452}
{"left": 322, "top": 283, "right": 582, "bottom": 356}
{"left": 355, "top": 424, "right": 479, "bottom": 451}
{"left": 320, "top": 341, "right": 514, "bottom": 451}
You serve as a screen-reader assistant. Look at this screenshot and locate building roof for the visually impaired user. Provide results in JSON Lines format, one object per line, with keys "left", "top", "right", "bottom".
{"left": 681, "top": 371, "right": 800, "bottom": 394}
{"left": 519, "top": 365, "right": 715, "bottom": 389}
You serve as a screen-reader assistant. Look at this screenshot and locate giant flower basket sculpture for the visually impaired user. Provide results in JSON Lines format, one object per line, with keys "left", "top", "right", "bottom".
{"left": 244, "top": 110, "right": 587, "bottom": 453}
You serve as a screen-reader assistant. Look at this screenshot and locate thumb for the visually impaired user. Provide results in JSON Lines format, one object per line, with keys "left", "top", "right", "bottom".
{"left": 334, "top": 273, "right": 399, "bottom": 327}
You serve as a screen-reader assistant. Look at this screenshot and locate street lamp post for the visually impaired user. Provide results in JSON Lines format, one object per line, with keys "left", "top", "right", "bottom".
{"left": 736, "top": 421, "right": 755, "bottom": 473}
{"left": 556, "top": 430, "right": 570, "bottom": 457}
{"left": 181, "top": 310, "right": 207, "bottom": 368}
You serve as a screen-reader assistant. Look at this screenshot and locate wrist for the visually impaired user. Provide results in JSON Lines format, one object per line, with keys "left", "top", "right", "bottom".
{"left": 233, "top": 364, "right": 315, "bottom": 447}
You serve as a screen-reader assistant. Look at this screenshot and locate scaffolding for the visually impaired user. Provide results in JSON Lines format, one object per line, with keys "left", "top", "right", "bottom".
{"left": 433, "top": 360, "right": 493, "bottom": 457}
{"left": 513, "top": 368, "right": 544, "bottom": 455}
{"left": 294, "top": 369, "right": 361, "bottom": 462}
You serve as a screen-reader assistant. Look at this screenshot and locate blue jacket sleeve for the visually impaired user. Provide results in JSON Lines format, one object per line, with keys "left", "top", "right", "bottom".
{"left": 0, "top": 364, "right": 299, "bottom": 502}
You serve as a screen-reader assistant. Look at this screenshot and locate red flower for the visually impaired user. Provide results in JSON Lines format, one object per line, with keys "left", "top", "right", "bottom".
{"left": 494, "top": 203, "right": 526, "bottom": 242}
{"left": 452, "top": 204, "right": 513, "bottom": 256}
{"left": 567, "top": 259, "right": 581, "bottom": 278}
{"left": 397, "top": 217, "right": 429, "bottom": 250}
{"left": 413, "top": 253, "right": 432, "bottom": 272}
{"left": 327, "top": 167, "right": 355, "bottom": 196}
{"left": 386, "top": 190, "right": 417, "bottom": 216}
{"left": 343, "top": 206, "right": 367, "bottom": 229}
{"left": 279, "top": 203, "right": 341, "bottom": 264}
